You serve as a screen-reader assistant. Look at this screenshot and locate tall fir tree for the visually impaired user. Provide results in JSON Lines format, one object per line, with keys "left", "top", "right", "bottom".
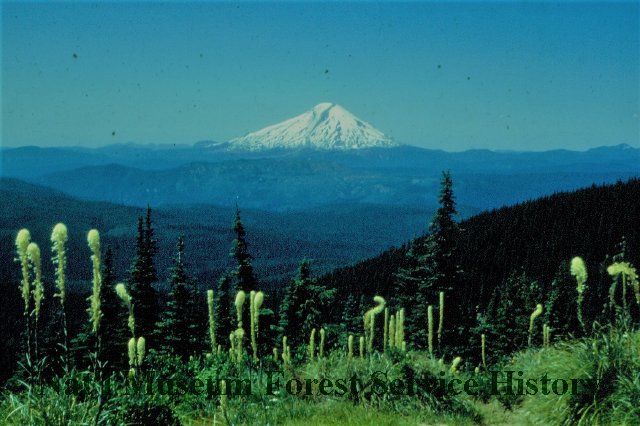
{"left": 542, "top": 261, "right": 576, "bottom": 341}
{"left": 143, "top": 206, "right": 159, "bottom": 286}
{"left": 341, "top": 294, "right": 362, "bottom": 335}
{"left": 428, "top": 171, "right": 461, "bottom": 295}
{"left": 157, "top": 235, "right": 201, "bottom": 359}
{"left": 278, "top": 259, "right": 336, "bottom": 349}
{"left": 473, "top": 272, "right": 543, "bottom": 361}
{"left": 230, "top": 206, "right": 257, "bottom": 292}
{"left": 128, "top": 206, "right": 159, "bottom": 345}
{"left": 393, "top": 237, "right": 437, "bottom": 347}
{"left": 229, "top": 206, "right": 258, "bottom": 332}
{"left": 99, "top": 247, "right": 129, "bottom": 371}
{"left": 394, "top": 171, "right": 461, "bottom": 349}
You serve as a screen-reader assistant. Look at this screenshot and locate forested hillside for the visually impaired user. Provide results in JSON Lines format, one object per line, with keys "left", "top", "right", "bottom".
{"left": 318, "top": 179, "right": 640, "bottom": 343}
{"left": 0, "top": 178, "right": 433, "bottom": 288}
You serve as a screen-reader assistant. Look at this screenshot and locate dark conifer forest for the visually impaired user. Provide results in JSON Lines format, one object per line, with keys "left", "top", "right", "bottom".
{"left": 319, "top": 178, "right": 640, "bottom": 322}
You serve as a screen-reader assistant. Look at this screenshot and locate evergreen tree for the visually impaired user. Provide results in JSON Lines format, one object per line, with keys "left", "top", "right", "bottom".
{"left": 143, "top": 206, "right": 159, "bottom": 286}
{"left": 393, "top": 237, "right": 437, "bottom": 347}
{"left": 189, "top": 276, "right": 208, "bottom": 356}
{"left": 129, "top": 207, "right": 159, "bottom": 345}
{"left": 99, "top": 247, "right": 129, "bottom": 371}
{"left": 429, "top": 171, "right": 465, "bottom": 349}
{"left": 70, "top": 246, "right": 129, "bottom": 371}
{"left": 230, "top": 206, "right": 257, "bottom": 292}
{"left": 473, "top": 272, "right": 543, "bottom": 361}
{"left": 214, "top": 273, "right": 234, "bottom": 346}
{"left": 341, "top": 294, "right": 362, "bottom": 335}
{"left": 542, "top": 261, "right": 577, "bottom": 340}
{"left": 429, "top": 171, "right": 461, "bottom": 295}
{"left": 393, "top": 171, "right": 461, "bottom": 348}
{"left": 229, "top": 206, "right": 258, "bottom": 331}
{"left": 157, "top": 236, "right": 200, "bottom": 359}
{"left": 278, "top": 259, "right": 336, "bottom": 349}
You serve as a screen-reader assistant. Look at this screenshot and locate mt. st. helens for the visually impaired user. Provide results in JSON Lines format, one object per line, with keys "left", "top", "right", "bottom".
{"left": 226, "top": 103, "right": 398, "bottom": 151}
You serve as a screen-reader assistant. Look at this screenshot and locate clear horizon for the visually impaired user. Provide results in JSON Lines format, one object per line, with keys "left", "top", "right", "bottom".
{"left": 2, "top": 2, "right": 639, "bottom": 151}
{"left": 1, "top": 140, "right": 636, "bottom": 155}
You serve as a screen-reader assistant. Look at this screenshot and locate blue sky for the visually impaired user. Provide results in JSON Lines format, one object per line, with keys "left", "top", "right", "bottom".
{"left": 2, "top": 1, "right": 638, "bottom": 151}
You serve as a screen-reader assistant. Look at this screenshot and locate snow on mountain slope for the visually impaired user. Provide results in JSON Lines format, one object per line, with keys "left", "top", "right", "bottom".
{"left": 227, "top": 103, "right": 398, "bottom": 151}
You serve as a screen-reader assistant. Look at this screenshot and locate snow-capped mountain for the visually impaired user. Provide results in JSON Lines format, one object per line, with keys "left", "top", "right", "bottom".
{"left": 228, "top": 102, "right": 398, "bottom": 151}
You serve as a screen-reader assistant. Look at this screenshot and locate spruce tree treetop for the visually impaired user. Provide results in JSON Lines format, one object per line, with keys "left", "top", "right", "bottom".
{"left": 213, "top": 273, "right": 234, "bottom": 344}
{"left": 341, "top": 293, "right": 363, "bottom": 335}
{"left": 431, "top": 171, "right": 458, "bottom": 236}
{"left": 393, "top": 171, "right": 462, "bottom": 348}
{"left": 429, "top": 170, "right": 461, "bottom": 294}
{"left": 144, "top": 205, "right": 158, "bottom": 285}
{"left": 135, "top": 217, "right": 144, "bottom": 258}
{"left": 99, "top": 246, "right": 128, "bottom": 371}
{"left": 158, "top": 235, "right": 201, "bottom": 359}
{"left": 297, "top": 259, "right": 312, "bottom": 282}
{"left": 278, "top": 259, "right": 336, "bottom": 348}
{"left": 171, "top": 236, "right": 188, "bottom": 285}
{"left": 230, "top": 205, "right": 257, "bottom": 292}
{"left": 128, "top": 207, "right": 159, "bottom": 344}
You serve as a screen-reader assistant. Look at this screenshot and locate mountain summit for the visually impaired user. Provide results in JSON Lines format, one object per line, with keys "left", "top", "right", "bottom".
{"left": 228, "top": 103, "right": 397, "bottom": 151}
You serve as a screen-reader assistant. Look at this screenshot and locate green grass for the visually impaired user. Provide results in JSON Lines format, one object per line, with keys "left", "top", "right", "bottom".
{"left": 494, "top": 326, "right": 640, "bottom": 426}
{"left": 2, "top": 327, "right": 639, "bottom": 425}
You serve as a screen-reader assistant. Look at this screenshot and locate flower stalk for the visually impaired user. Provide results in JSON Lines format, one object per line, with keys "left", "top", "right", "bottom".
{"left": 16, "top": 229, "right": 32, "bottom": 361}
{"left": 207, "top": 290, "right": 216, "bottom": 354}
{"left": 363, "top": 296, "right": 386, "bottom": 354}
{"left": 529, "top": 304, "right": 543, "bottom": 347}
{"left": 28, "top": 242, "right": 43, "bottom": 363}
{"left": 51, "top": 223, "right": 69, "bottom": 370}
{"left": 570, "top": 257, "right": 588, "bottom": 332}
{"left": 319, "top": 328, "right": 325, "bottom": 358}
{"left": 428, "top": 304, "right": 434, "bottom": 357}
{"left": 437, "top": 291, "right": 444, "bottom": 347}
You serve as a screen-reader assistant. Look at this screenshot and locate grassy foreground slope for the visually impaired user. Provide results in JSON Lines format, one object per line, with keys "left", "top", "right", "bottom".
{"left": 2, "top": 326, "right": 638, "bottom": 425}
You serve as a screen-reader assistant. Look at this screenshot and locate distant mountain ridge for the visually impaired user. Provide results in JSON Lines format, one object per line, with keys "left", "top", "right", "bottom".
{"left": 3, "top": 142, "right": 637, "bottom": 176}
{"left": 1, "top": 142, "right": 638, "bottom": 212}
